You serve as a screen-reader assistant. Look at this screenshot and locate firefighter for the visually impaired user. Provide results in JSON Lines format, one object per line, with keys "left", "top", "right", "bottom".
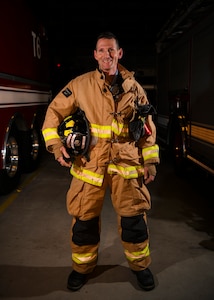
{"left": 42, "top": 31, "right": 160, "bottom": 292}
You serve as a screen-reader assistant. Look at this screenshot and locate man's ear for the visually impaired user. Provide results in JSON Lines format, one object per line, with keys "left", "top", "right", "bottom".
{"left": 118, "top": 48, "right": 123, "bottom": 59}
{"left": 94, "top": 49, "right": 98, "bottom": 61}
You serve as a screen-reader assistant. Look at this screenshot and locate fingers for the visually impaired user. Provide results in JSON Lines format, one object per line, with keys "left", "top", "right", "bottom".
{"left": 57, "top": 156, "right": 72, "bottom": 167}
{"left": 144, "top": 174, "right": 155, "bottom": 185}
{"left": 57, "top": 146, "right": 72, "bottom": 167}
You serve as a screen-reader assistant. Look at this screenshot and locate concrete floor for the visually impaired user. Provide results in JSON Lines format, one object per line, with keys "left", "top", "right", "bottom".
{"left": 0, "top": 150, "right": 214, "bottom": 300}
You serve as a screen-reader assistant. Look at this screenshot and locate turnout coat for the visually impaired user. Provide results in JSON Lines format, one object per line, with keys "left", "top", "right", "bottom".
{"left": 42, "top": 63, "right": 160, "bottom": 186}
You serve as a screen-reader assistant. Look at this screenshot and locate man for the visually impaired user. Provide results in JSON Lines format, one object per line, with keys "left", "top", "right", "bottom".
{"left": 42, "top": 31, "right": 160, "bottom": 291}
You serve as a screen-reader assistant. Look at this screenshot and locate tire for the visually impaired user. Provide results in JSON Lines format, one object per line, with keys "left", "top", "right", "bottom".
{"left": 0, "top": 134, "right": 21, "bottom": 195}
{"left": 29, "top": 127, "right": 41, "bottom": 171}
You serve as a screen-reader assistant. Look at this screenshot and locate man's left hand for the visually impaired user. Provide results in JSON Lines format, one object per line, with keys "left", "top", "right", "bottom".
{"left": 144, "top": 164, "right": 156, "bottom": 184}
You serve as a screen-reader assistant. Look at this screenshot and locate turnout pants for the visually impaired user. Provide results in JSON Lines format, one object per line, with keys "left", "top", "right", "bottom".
{"left": 66, "top": 171, "right": 152, "bottom": 274}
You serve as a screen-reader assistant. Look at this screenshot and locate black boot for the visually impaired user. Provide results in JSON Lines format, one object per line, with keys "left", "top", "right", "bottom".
{"left": 67, "top": 270, "right": 88, "bottom": 291}
{"left": 133, "top": 268, "right": 155, "bottom": 291}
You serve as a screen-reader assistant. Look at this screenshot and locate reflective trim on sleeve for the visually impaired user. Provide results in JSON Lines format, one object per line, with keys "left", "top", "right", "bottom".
{"left": 142, "top": 144, "right": 159, "bottom": 161}
{"left": 124, "top": 243, "right": 150, "bottom": 262}
{"left": 72, "top": 252, "right": 97, "bottom": 264}
{"left": 42, "top": 128, "right": 60, "bottom": 142}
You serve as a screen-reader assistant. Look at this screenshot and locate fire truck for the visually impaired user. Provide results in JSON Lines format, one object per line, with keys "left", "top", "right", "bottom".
{"left": 156, "top": 0, "right": 214, "bottom": 176}
{"left": 0, "top": 1, "right": 52, "bottom": 195}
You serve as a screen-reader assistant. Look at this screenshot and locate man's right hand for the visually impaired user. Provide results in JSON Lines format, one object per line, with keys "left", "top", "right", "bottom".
{"left": 57, "top": 146, "right": 72, "bottom": 167}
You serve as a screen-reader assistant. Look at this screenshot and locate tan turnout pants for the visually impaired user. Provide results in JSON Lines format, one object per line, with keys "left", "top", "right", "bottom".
{"left": 66, "top": 171, "right": 152, "bottom": 274}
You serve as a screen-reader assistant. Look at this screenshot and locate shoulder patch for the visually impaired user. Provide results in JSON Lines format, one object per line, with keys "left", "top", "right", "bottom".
{"left": 62, "top": 88, "right": 72, "bottom": 97}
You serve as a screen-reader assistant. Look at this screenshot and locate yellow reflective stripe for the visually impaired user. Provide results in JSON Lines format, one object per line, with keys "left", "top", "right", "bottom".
{"left": 124, "top": 244, "right": 150, "bottom": 262}
{"left": 90, "top": 123, "right": 129, "bottom": 138}
{"left": 70, "top": 165, "right": 104, "bottom": 186}
{"left": 142, "top": 145, "right": 159, "bottom": 161}
{"left": 111, "top": 119, "right": 123, "bottom": 135}
{"left": 107, "top": 164, "right": 144, "bottom": 178}
{"left": 72, "top": 252, "right": 97, "bottom": 264}
{"left": 42, "top": 128, "right": 60, "bottom": 142}
{"left": 90, "top": 124, "right": 112, "bottom": 138}
{"left": 111, "top": 120, "right": 129, "bottom": 136}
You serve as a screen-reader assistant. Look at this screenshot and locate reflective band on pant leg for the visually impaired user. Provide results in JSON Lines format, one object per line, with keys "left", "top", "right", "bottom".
{"left": 72, "top": 216, "right": 100, "bottom": 246}
{"left": 121, "top": 215, "right": 148, "bottom": 243}
{"left": 124, "top": 243, "right": 150, "bottom": 262}
{"left": 72, "top": 252, "right": 98, "bottom": 264}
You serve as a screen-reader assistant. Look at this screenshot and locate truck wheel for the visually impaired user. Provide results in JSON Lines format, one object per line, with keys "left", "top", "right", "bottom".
{"left": 0, "top": 134, "right": 21, "bottom": 195}
{"left": 29, "top": 127, "right": 41, "bottom": 171}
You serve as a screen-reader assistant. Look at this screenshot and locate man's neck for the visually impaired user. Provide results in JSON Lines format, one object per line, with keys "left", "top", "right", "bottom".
{"left": 102, "top": 65, "right": 118, "bottom": 76}
{"left": 105, "top": 69, "right": 118, "bottom": 86}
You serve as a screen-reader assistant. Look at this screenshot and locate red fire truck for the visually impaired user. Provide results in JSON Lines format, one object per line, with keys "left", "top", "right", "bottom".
{"left": 156, "top": 0, "right": 214, "bottom": 176}
{"left": 0, "top": 1, "right": 52, "bottom": 194}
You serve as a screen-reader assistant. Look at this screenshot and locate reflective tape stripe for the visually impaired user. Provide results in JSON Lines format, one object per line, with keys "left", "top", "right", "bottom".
{"left": 91, "top": 122, "right": 129, "bottom": 138}
{"left": 108, "top": 164, "right": 144, "bottom": 178}
{"left": 124, "top": 244, "right": 150, "bottom": 262}
{"left": 111, "top": 120, "right": 129, "bottom": 136}
{"left": 142, "top": 144, "right": 159, "bottom": 161}
{"left": 90, "top": 124, "right": 112, "bottom": 138}
{"left": 111, "top": 119, "right": 122, "bottom": 135}
{"left": 42, "top": 128, "right": 60, "bottom": 142}
{"left": 70, "top": 165, "right": 104, "bottom": 186}
{"left": 71, "top": 163, "right": 144, "bottom": 185}
{"left": 72, "top": 252, "right": 97, "bottom": 264}
{"left": 43, "top": 121, "right": 130, "bottom": 143}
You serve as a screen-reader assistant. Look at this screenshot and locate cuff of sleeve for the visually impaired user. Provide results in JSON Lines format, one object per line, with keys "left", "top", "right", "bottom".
{"left": 48, "top": 143, "right": 63, "bottom": 160}
{"left": 144, "top": 163, "right": 157, "bottom": 176}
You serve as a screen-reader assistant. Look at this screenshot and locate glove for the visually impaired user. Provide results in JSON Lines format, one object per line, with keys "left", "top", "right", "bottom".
{"left": 129, "top": 103, "right": 156, "bottom": 142}
{"left": 129, "top": 117, "right": 145, "bottom": 141}
{"left": 135, "top": 103, "right": 157, "bottom": 117}
{"left": 144, "top": 163, "right": 157, "bottom": 177}
{"left": 51, "top": 143, "right": 63, "bottom": 160}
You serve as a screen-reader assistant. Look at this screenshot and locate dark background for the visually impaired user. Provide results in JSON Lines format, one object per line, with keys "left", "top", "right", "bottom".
{"left": 26, "top": 0, "right": 213, "bottom": 95}
{"left": 27, "top": 0, "right": 179, "bottom": 85}
{"left": 29, "top": 0, "right": 179, "bottom": 68}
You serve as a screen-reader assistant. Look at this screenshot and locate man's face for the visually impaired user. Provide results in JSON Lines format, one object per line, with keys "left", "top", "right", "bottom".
{"left": 94, "top": 38, "right": 123, "bottom": 75}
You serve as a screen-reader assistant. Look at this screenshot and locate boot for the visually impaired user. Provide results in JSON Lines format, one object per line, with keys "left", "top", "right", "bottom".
{"left": 133, "top": 268, "right": 155, "bottom": 291}
{"left": 67, "top": 270, "right": 88, "bottom": 291}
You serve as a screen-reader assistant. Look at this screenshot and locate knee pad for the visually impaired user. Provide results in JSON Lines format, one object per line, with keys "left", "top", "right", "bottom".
{"left": 121, "top": 215, "right": 148, "bottom": 243}
{"left": 72, "top": 216, "right": 100, "bottom": 246}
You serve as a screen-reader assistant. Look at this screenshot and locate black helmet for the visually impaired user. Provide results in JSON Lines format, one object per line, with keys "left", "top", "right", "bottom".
{"left": 58, "top": 108, "right": 90, "bottom": 158}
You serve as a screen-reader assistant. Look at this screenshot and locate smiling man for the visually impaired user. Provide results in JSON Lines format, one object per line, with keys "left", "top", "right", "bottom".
{"left": 42, "top": 31, "right": 160, "bottom": 292}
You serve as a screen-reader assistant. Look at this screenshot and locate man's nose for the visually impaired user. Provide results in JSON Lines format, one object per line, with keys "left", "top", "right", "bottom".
{"left": 103, "top": 50, "right": 111, "bottom": 56}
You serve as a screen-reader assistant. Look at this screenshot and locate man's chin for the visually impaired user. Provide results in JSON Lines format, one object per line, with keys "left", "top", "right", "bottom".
{"left": 102, "top": 65, "right": 117, "bottom": 74}
{"left": 102, "top": 62, "right": 113, "bottom": 70}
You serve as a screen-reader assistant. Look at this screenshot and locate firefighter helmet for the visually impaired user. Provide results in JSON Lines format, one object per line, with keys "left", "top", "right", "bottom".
{"left": 58, "top": 108, "right": 90, "bottom": 158}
